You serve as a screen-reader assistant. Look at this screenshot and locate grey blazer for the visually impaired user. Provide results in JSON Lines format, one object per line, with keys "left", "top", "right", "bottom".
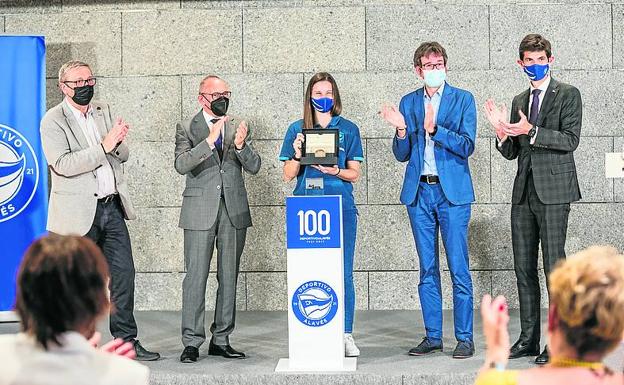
{"left": 174, "top": 111, "right": 261, "bottom": 230}
{"left": 40, "top": 100, "right": 136, "bottom": 235}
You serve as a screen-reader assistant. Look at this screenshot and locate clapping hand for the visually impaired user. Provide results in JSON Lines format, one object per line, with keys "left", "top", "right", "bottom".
{"left": 483, "top": 99, "right": 509, "bottom": 141}
{"left": 206, "top": 116, "right": 229, "bottom": 146}
{"left": 88, "top": 331, "right": 136, "bottom": 360}
{"left": 102, "top": 118, "right": 129, "bottom": 153}
{"left": 480, "top": 295, "right": 510, "bottom": 370}
{"left": 379, "top": 103, "right": 407, "bottom": 137}
{"left": 500, "top": 110, "right": 532, "bottom": 137}
{"left": 424, "top": 103, "right": 435, "bottom": 134}
{"left": 234, "top": 120, "right": 248, "bottom": 149}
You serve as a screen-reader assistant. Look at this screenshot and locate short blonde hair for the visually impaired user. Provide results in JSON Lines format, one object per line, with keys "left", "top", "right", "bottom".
{"left": 58, "top": 60, "right": 91, "bottom": 83}
{"left": 550, "top": 246, "right": 624, "bottom": 357}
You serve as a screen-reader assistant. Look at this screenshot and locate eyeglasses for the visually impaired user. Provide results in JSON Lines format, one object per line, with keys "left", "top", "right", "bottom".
{"left": 200, "top": 91, "right": 232, "bottom": 100}
{"left": 63, "top": 77, "right": 97, "bottom": 88}
{"left": 420, "top": 63, "right": 445, "bottom": 71}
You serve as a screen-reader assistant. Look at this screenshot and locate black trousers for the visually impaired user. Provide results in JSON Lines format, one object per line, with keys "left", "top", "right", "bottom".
{"left": 511, "top": 173, "right": 570, "bottom": 344}
{"left": 85, "top": 197, "right": 137, "bottom": 341}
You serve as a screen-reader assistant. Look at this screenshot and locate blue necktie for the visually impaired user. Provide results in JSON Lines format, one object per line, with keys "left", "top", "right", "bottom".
{"left": 210, "top": 118, "right": 223, "bottom": 158}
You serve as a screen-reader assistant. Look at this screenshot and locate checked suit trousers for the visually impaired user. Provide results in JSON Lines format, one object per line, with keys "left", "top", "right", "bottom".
{"left": 511, "top": 172, "right": 570, "bottom": 344}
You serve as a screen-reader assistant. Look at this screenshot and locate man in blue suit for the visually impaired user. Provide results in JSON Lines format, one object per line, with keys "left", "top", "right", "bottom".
{"left": 380, "top": 41, "right": 477, "bottom": 359}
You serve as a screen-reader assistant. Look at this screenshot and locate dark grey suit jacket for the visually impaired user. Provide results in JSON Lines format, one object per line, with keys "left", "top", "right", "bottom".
{"left": 174, "top": 111, "right": 261, "bottom": 230}
{"left": 497, "top": 78, "right": 582, "bottom": 205}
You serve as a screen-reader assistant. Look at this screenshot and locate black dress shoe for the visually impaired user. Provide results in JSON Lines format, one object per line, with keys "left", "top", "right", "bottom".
{"left": 208, "top": 341, "right": 246, "bottom": 359}
{"left": 535, "top": 346, "right": 549, "bottom": 365}
{"left": 408, "top": 337, "right": 443, "bottom": 356}
{"left": 133, "top": 340, "right": 160, "bottom": 361}
{"left": 508, "top": 339, "right": 540, "bottom": 359}
{"left": 180, "top": 346, "right": 199, "bottom": 363}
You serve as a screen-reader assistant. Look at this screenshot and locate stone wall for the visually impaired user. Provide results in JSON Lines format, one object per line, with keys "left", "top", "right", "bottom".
{"left": 2, "top": 0, "right": 624, "bottom": 311}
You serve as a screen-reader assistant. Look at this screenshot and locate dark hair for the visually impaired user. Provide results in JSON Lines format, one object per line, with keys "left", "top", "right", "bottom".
{"left": 14, "top": 235, "right": 110, "bottom": 350}
{"left": 413, "top": 41, "right": 448, "bottom": 68}
{"left": 519, "top": 34, "right": 552, "bottom": 60}
{"left": 303, "top": 72, "right": 342, "bottom": 129}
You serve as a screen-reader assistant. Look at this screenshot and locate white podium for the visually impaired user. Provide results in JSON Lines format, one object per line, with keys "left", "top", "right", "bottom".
{"left": 275, "top": 195, "right": 356, "bottom": 372}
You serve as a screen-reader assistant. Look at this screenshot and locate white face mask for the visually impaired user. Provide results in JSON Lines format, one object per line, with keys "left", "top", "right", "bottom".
{"left": 423, "top": 69, "right": 446, "bottom": 88}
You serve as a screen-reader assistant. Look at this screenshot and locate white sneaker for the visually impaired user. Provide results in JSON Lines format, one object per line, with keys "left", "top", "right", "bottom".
{"left": 344, "top": 333, "right": 360, "bottom": 357}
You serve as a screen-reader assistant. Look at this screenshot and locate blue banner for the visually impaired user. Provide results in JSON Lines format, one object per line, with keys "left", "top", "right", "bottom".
{"left": 0, "top": 36, "right": 48, "bottom": 311}
{"left": 286, "top": 195, "right": 342, "bottom": 249}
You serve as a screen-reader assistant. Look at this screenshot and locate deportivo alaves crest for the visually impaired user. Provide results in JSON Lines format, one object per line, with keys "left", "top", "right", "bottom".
{"left": 0, "top": 124, "right": 39, "bottom": 222}
{"left": 292, "top": 280, "right": 339, "bottom": 327}
{"left": 0, "top": 155, "right": 25, "bottom": 202}
{"left": 298, "top": 293, "right": 333, "bottom": 318}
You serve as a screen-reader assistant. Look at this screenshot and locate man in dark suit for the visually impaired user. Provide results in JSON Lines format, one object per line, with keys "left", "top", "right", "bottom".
{"left": 485, "top": 34, "right": 582, "bottom": 365}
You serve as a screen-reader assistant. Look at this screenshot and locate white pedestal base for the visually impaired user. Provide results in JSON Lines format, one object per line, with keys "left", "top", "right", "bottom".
{"left": 0, "top": 311, "right": 19, "bottom": 323}
{"left": 275, "top": 357, "right": 357, "bottom": 372}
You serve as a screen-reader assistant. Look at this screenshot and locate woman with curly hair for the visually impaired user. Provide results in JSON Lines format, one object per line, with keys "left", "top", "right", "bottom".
{"left": 476, "top": 245, "right": 624, "bottom": 385}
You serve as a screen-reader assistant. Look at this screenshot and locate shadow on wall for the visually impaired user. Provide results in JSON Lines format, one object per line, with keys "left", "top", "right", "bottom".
{"left": 468, "top": 212, "right": 512, "bottom": 269}
{"left": 46, "top": 41, "right": 98, "bottom": 80}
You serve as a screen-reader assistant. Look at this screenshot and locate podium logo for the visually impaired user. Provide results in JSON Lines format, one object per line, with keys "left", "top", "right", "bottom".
{"left": 292, "top": 280, "right": 338, "bottom": 327}
{"left": 0, "top": 124, "right": 39, "bottom": 222}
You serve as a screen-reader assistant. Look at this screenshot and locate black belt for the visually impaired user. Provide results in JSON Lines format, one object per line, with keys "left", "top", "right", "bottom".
{"left": 420, "top": 175, "right": 440, "bottom": 184}
{"left": 98, "top": 194, "right": 119, "bottom": 204}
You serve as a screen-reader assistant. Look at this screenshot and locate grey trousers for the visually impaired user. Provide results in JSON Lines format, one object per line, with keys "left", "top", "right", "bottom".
{"left": 181, "top": 198, "right": 247, "bottom": 347}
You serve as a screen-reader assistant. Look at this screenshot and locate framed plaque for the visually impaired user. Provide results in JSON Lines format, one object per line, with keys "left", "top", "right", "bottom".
{"left": 300, "top": 129, "right": 339, "bottom": 166}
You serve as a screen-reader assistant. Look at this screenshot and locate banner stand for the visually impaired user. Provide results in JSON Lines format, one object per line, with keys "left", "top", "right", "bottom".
{"left": 0, "top": 36, "right": 48, "bottom": 317}
{"left": 276, "top": 195, "right": 357, "bottom": 372}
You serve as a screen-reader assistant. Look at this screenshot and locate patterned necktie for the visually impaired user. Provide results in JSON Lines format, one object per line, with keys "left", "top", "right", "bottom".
{"left": 529, "top": 89, "right": 542, "bottom": 125}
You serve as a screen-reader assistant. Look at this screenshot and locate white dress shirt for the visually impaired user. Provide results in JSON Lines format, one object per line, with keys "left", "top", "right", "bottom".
{"left": 65, "top": 100, "right": 117, "bottom": 198}
{"left": 422, "top": 82, "right": 445, "bottom": 176}
{"left": 527, "top": 75, "right": 551, "bottom": 144}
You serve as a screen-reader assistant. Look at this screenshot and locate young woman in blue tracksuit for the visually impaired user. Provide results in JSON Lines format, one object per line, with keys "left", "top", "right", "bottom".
{"left": 280, "top": 72, "right": 364, "bottom": 357}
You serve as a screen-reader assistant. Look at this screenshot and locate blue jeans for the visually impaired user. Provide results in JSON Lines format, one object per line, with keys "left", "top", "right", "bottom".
{"left": 406, "top": 182, "right": 473, "bottom": 342}
{"left": 343, "top": 209, "right": 357, "bottom": 333}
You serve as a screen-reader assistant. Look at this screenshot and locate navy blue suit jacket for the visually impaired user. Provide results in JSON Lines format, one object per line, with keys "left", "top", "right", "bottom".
{"left": 393, "top": 82, "right": 477, "bottom": 206}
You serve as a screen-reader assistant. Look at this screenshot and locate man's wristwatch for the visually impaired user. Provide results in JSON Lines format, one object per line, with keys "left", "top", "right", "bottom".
{"left": 528, "top": 126, "right": 537, "bottom": 138}
{"left": 292, "top": 154, "right": 301, "bottom": 162}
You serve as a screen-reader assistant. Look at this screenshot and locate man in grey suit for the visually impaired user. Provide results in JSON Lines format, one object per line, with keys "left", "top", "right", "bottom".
{"left": 175, "top": 75, "right": 261, "bottom": 362}
{"left": 40, "top": 60, "right": 159, "bottom": 361}
{"left": 485, "top": 34, "right": 582, "bottom": 365}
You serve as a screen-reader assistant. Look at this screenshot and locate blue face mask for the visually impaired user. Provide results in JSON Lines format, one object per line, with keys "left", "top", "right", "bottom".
{"left": 523, "top": 63, "right": 549, "bottom": 81}
{"left": 311, "top": 97, "right": 334, "bottom": 113}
